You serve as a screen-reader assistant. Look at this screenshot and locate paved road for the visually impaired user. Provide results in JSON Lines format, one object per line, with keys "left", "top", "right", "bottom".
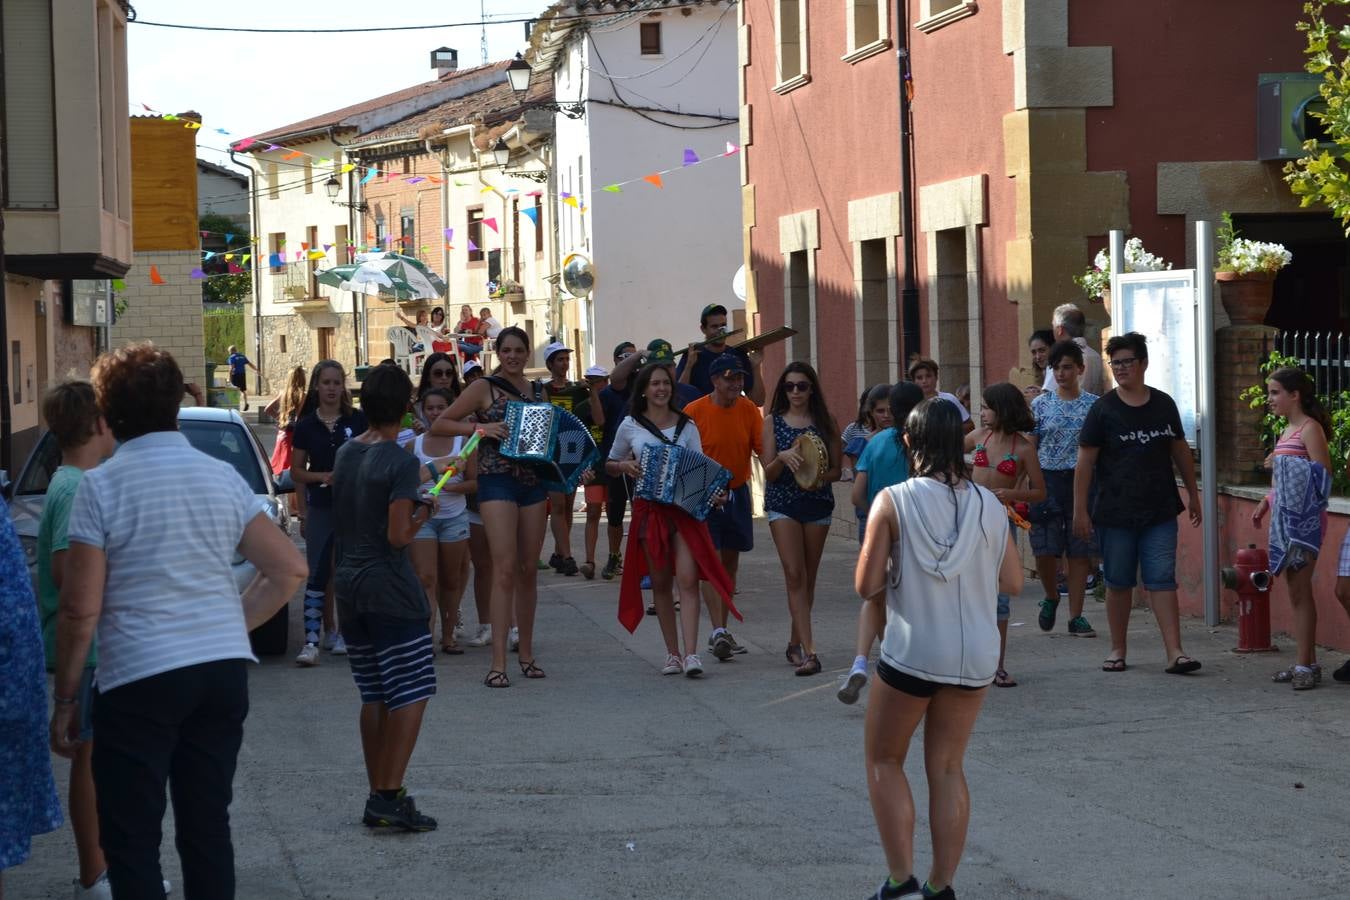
{"left": 13, "top": 452, "right": 1350, "bottom": 897}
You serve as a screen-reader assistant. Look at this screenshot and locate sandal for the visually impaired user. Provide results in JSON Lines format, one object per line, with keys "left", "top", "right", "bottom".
{"left": 1273, "top": 663, "right": 1321, "bottom": 683}
{"left": 1165, "top": 655, "right": 1202, "bottom": 675}
{"left": 519, "top": 659, "right": 547, "bottom": 679}
{"left": 785, "top": 643, "right": 804, "bottom": 666}
{"left": 794, "top": 653, "right": 822, "bottom": 676}
{"left": 1101, "top": 657, "right": 1127, "bottom": 672}
{"left": 484, "top": 670, "right": 510, "bottom": 688}
{"left": 441, "top": 640, "right": 464, "bottom": 655}
{"left": 993, "top": 668, "right": 1017, "bottom": 687}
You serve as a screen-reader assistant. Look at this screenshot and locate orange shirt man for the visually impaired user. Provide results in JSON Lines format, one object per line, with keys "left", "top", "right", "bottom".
{"left": 685, "top": 352, "right": 763, "bottom": 661}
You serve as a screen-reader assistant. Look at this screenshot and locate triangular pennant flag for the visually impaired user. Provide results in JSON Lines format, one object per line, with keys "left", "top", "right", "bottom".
{"left": 301, "top": 243, "right": 309, "bottom": 251}
{"left": 225, "top": 233, "right": 234, "bottom": 244}
{"left": 561, "top": 192, "right": 571, "bottom": 199}
{"left": 443, "top": 228, "right": 454, "bottom": 241}
{"left": 307, "top": 250, "right": 326, "bottom": 260}
{"left": 323, "top": 244, "right": 333, "bottom": 252}
{"left": 563, "top": 196, "right": 579, "bottom": 208}
{"left": 278, "top": 237, "right": 287, "bottom": 247}
{"left": 241, "top": 254, "right": 250, "bottom": 266}
{"left": 190, "top": 268, "right": 206, "bottom": 279}
{"left": 318, "top": 158, "right": 332, "bottom": 167}
{"left": 480, "top": 186, "right": 494, "bottom": 194}
{"left": 112, "top": 279, "right": 126, "bottom": 291}
{"left": 505, "top": 188, "right": 519, "bottom": 194}
{"left": 224, "top": 254, "right": 234, "bottom": 262}
{"left": 360, "top": 169, "right": 377, "bottom": 185}
{"left": 454, "top": 180, "right": 469, "bottom": 187}
{"left": 683, "top": 148, "right": 700, "bottom": 166}
{"left": 265, "top": 144, "right": 282, "bottom": 152}
{"left": 419, "top": 246, "right": 428, "bottom": 254}
{"left": 483, "top": 218, "right": 498, "bottom": 233}
{"left": 522, "top": 207, "right": 539, "bottom": 225}
{"left": 214, "top": 127, "right": 231, "bottom": 135}
{"left": 184, "top": 121, "right": 202, "bottom": 130}
{"left": 149, "top": 265, "right": 165, "bottom": 285}
{"left": 341, "top": 163, "right": 356, "bottom": 173}
{"left": 163, "top": 113, "right": 179, "bottom": 121}
{"left": 282, "top": 150, "right": 303, "bottom": 160}
{"left": 406, "top": 177, "right": 426, "bottom": 184}
{"left": 602, "top": 184, "right": 623, "bottom": 193}
{"left": 268, "top": 254, "right": 282, "bottom": 268}
{"left": 724, "top": 142, "right": 740, "bottom": 156}
{"left": 139, "top": 103, "right": 153, "bottom": 111}
{"left": 468, "top": 239, "right": 479, "bottom": 252}
{"left": 428, "top": 176, "right": 443, "bottom": 184}
{"left": 200, "top": 231, "right": 209, "bottom": 239}
{"left": 527, "top": 190, "right": 544, "bottom": 197}
{"left": 203, "top": 251, "right": 216, "bottom": 261}
{"left": 228, "top": 261, "right": 244, "bottom": 274}
{"left": 643, "top": 173, "right": 664, "bottom": 188}
{"left": 295, "top": 250, "right": 304, "bottom": 260}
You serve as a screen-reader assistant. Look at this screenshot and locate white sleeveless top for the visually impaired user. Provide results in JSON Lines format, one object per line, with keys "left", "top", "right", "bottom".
{"left": 878, "top": 477, "right": 1008, "bottom": 687}
{"left": 413, "top": 433, "right": 465, "bottom": 519}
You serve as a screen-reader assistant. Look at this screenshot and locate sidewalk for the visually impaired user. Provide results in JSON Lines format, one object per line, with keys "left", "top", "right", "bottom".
{"left": 13, "top": 512, "right": 1350, "bottom": 898}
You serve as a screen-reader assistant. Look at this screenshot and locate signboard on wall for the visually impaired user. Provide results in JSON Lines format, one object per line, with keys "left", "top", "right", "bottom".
{"left": 69, "top": 279, "right": 114, "bottom": 328}
{"left": 1112, "top": 270, "right": 1198, "bottom": 445}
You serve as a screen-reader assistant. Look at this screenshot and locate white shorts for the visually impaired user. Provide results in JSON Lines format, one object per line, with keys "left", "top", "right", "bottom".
{"left": 1338, "top": 530, "right": 1350, "bottom": 577}
{"left": 467, "top": 508, "right": 482, "bottom": 527}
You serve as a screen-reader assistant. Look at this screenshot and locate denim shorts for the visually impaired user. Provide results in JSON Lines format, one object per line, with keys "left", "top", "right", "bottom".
{"left": 1029, "top": 469, "right": 1097, "bottom": 559}
{"left": 477, "top": 472, "right": 547, "bottom": 507}
{"left": 1097, "top": 519, "right": 1179, "bottom": 591}
{"left": 416, "top": 510, "right": 469, "bottom": 543}
{"left": 767, "top": 509, "right": 833, "bottom": 527}
{"left": 996, "top": 592, "right": 1011, "bottom": 622}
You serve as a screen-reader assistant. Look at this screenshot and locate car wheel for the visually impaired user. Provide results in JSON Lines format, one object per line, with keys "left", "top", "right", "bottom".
{"left": 249, "top": 602, "right": 290, "bottom": 656}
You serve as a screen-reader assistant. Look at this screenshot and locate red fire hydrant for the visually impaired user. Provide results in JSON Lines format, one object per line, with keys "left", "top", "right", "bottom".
{"left": 1220, "top": 544, "right": 1276, "bottom": 653}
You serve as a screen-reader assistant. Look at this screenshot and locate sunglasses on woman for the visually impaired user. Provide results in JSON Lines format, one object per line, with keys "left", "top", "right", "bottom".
{"left": 785, "top": 381, "right": 811, "bottom": 393}
{"left": 431, "top": 367, "right": 455, "bottom": 377}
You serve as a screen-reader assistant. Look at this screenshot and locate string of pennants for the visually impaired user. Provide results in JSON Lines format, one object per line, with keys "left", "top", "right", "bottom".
{"left": 134, "top": 102, "right": 740, "bottom": 287}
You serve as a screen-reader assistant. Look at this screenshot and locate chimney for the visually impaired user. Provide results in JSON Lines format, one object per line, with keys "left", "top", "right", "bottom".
{"left": 431, "top": 47, "right": 458, "bottom": 77}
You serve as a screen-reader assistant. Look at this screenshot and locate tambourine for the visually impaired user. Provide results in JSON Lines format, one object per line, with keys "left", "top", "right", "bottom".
{"left": 791, "top": 432, "right": 830, "bottom": 491}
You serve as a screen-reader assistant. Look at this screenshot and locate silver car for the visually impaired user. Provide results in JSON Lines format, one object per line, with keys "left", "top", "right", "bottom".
{"left": 3, "top": 407, "right": 294, "bottom": 655}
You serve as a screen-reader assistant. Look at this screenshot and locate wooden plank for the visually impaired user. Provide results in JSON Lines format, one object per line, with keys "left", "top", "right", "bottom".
{"left": 130, "top": 117, "right": 201, "bottom": 251}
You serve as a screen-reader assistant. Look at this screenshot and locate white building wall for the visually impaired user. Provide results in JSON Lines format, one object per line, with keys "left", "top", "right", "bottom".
{"left": 552, "top": 3, "right": 741, "bottom": 364}
{"left": 197, "top": 168, "right": 249, "bottom": 227}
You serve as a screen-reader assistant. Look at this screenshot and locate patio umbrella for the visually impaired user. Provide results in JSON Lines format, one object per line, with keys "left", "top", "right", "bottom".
{"left": 316, "top": 255, "right": 446, "bottom": 301}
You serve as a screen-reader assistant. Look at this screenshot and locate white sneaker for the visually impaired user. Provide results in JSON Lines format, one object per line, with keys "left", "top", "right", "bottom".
{"left": 320, "top": 632, "right": 337, "bottom": 652}
{"left": 837, "top": 668, "right": 869, "bottom": 705}
{"left": 295, "top": 642, "right": 320, "bottom": 667}
{"left": 454, "top": 617, "right": 467, "bottom": 640}
{"left": 661, "top": 653, "right": 683, "bottom": 675}
{"left": 509, "top": 626, "right": 520, "bottom": 652}
{"left": 467, "top": 624, "right": 492, "bottom": 647}
{"left": 683, "top": 654, "right": 704, "bottom": 678}
{"left": 330, "top": 633, "right": 347, "bottom": 655}
{"left": 72, "top": 873, "right": 113, "bottom": 899}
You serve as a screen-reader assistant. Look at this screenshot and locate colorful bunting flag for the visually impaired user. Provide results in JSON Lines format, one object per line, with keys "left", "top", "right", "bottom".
{"left": 112, "top": 279, "right": 126, "bottom": 292}
{"left": 483, "top": 218, "right": 498, "bottom": 233}
{"left": 683, "top": 148, "right": 700, "bottom": 166}
{"left": 643, "top": 173, "right": 664, "bottom": 189}
{"left": 724, "top": 142, "right": 740, "bottom": 156}
{"left": 203, "top": 252, "right": 216, "bottom": 261}
{"left": 265, "top": 144, "right": 282, "bottom": 153}
{"left": 468, "top": 239, "right": 479, "bottom": 252}
{"left": 563, "top": 196, "right": 579, "bottom": 209}
{"left": 602, "top": 185, "right": 622, "bottom": 193}
{"left": 443, "top": 228, "right": 454, "bottom": 241}
{"left": 318, "top": 158, "right": 332, "bottom": 166}
{"left": 184, "top": 121, "right": 202, "bottom": 130}
{"left": 323, "top": 244, "right": 332, "bottom": 252}
{"left": 522, "top": 207, "right": 539, "bottom": 225}
{"left": 225, "top": 233, "right": 234, "bottom": 244}
{"left": 269, "top": 253, "right": 282, "bottom": 268}
{"left": 282, "top": 150, "right": 303, "bottom": 160}
{"left": 406, "top": 177, "right": 426, "bottom": 184}
{"left": 228, "top": 261, "right": 244, "bottom": 274}
{"left": 224, "top": 253, "right": 235, "bottom": 262}
{"left": 149, "top": 265, "right": 165, "bottom": 285}
{"left": 307, "top": 250, "right": 326, "bottom": 260}
{"left": 190, "top": 268, "right": 205, "bottom": 279}
{"left": 341, "top": 163, "right": 356, "bottom": 173}
{"left": 242, "top": 254, "right": 250, "bottom": 266}
{"left": 360, "top": 169, "right": 377, "bottom": 185}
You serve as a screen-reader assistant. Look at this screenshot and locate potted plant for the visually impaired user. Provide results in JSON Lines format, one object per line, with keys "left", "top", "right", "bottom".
{"left": 1074, "top": 237, "right": 1171, "bottom": 305}
{"left": 489, "top": 278, "right": 524, "bottom": 300}
{"left": 1215, "top": 213, "right": 1292, "bottom": 325}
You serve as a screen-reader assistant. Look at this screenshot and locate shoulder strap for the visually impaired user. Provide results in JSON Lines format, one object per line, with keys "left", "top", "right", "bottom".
{"left": 634, "top": 413, "right": 687, "bottom": 445}
{"left": 485, "top": 375, "right": 527, "bottom": 401}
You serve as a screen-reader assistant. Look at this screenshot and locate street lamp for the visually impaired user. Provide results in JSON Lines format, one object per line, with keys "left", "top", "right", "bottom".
{"left": 503, "top": 52, "right": 586, "bottom": 119}
{"left": 491, "top": 138, "right": 511, "bottom": 169}
{"left": 325, "top": 175, "right": 367, "bottom": 212}
{"left": 507, "top": 53, "right": 532, "bottom": 95}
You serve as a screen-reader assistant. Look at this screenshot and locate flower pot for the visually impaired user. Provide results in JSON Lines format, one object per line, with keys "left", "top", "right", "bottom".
{"left": 1216, "top": 271, "right": 1276, "bottom": 325}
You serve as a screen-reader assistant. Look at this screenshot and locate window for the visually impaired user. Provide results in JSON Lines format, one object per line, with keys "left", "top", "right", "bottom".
{"left": 267, "top": 162, "right": 279, "bottom": 200}
{"left": 786, "top": 250, "right": 813, "bottom": 364}
{"left": 375, "top": 215, "right": 387, "bottom": 249}
{"left": 857, "top": 238, "right": 892, "bottom": 386}
{"left": 640, "top": 21, "right": 662, "bottom": 56}
{"left": 304, "top": 159, "right": 313, "bottom": 194}
{"left": 318, "top": 326, "right": 335, "bottom": 362}
{"left": 511, "top": 199, "right": 521, "bottom": 282}
{"left": 268, "top": 232, "right": 285, "bottom": 269}
{"left": 916, "top": 0, "right": 976, "bottom": 33}
{"left": 334, "top": 225, "right": 348, "bottom": 263}
{"left": 400, "top": 214, "right": 415, "bottom": 257}
{"left": 845, "top": 0, "right": 889, "bottom": 61}
{"left": 306, "top": 225, "right": 319, "bottom": 298}
{"left": 774, "top": 0, "right": 809, "bottom": 91}
{"left": 279, "top": 334, "right": 287, "bottom": 353}
{"left": 468, "top": 207, "right": 485, "bottom": 263}
{"left": 534, "top": 197, "right": 544, "bottom": 254}
{"left": 2, "top": 0, "right": 57, "bottom": 208}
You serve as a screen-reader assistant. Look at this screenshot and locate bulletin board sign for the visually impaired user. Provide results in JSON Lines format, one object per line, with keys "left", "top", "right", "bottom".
{"left": 1111, "top": 270, "right": 1198, "bottom": 446}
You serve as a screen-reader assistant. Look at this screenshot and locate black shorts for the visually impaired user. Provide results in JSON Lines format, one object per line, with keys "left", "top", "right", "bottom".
{"left": 605, "top": 472, "right": 632, "bottom": 528}
{"left": 229, "top": 371, "right": 247, "bottom": 391}
{"left": 877, "top": 660, "right": 984, "bottom": 698}
{"left": 342, "top": 613, "right": 436, "bottom": 711}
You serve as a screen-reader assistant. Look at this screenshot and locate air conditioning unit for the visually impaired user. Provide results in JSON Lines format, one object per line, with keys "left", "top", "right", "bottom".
{"left": 1258, "top": 72, "right": 1334, "bottom": 160}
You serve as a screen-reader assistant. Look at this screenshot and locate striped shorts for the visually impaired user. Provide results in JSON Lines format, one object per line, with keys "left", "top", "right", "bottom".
{"left": 342, "top": 613, "right": 437, "bottom": 711}
{"left": 1339, "top": 529, "right": 1350, "bottom": 578}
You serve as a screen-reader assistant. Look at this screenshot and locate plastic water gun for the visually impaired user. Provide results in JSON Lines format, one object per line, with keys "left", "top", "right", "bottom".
{"left": 1006, "top": 501, "right": 1031, "bottom": 531}
{"left": 428, "top": 429, "right": 484, "bottom": 497}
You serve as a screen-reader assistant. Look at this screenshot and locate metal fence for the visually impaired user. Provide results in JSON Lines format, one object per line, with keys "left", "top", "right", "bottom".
{"left": 1269, "top": 330, "right": 1350, "bottom": 404}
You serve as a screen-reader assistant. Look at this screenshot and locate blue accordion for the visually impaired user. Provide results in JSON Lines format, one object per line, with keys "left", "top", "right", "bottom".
{"left": 500, "top": 401, "right": 598, "bottom": 493}
{"left": 635, "top": 443, "right": 731, "bottom": 522}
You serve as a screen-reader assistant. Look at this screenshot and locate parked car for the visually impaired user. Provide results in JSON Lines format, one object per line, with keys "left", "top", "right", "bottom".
{"left": 3, "top": 407, "right": 295, "bottom": 656}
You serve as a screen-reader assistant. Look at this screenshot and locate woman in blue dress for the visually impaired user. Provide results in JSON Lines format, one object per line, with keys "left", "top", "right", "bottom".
{"left": 0, "top": 497, "right": 63, "bottom": 882}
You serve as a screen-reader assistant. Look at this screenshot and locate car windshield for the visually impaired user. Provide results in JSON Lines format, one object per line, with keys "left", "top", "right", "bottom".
{"left": 15, "top": 420, "right": 268, "bottom": 497}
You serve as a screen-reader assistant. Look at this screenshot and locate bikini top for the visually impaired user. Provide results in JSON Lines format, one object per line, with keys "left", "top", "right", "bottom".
{"left": 973, "top": 434, "right": 1019, "bottom": 477}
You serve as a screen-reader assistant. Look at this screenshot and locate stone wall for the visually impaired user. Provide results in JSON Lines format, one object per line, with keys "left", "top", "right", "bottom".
{"left": 111, "top": 249, "right": 206, "bottom": 382}
{"left": 257, "top": 310, "right": 357, "bottom": 396}
{"left": 1215, "top": 324, "right": 1275, "bottom": 486}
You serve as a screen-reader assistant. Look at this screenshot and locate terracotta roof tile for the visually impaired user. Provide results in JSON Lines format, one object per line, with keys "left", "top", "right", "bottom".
{"left": 354, "top": 69, "right": 555, "bottom": 148}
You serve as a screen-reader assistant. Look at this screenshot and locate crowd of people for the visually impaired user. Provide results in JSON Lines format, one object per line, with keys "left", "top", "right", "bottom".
{"left": 7, "top": 297, "right": 1350, "bottom": 900}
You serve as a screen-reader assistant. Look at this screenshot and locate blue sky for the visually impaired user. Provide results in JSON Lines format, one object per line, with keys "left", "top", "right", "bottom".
{"left": 128, "top": 0, "right": 547, "bottom": 171}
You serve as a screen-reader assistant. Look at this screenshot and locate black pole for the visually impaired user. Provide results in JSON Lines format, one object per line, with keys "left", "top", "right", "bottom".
{"left": 896, "top": 0, "right": 921, "bottom": 363}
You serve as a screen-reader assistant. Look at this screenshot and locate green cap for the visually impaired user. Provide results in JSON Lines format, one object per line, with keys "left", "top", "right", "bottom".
{"left": 645, "top": 338, "right": 676, "bottom": 365}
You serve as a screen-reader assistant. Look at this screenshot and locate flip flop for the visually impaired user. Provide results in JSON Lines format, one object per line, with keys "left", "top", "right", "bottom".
{"left": 1165, "top": 656, "right": 1202, "bottom": 675}
{"left": 994, "top": 668, "right": 1017, "bottom": 687}
{"left": 1102, "top": 657, "right": 1127, "bottom": 672}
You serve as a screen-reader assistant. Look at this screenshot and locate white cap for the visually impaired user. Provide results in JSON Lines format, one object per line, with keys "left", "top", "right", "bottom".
{"left": 463, "top": 359, "right": 482, "bottom": 374}
{"left": 584, "top": 365, "right": 608, "bottom": 378}
{"left": 544, "top": 341, "right": 571, "bottom": 361}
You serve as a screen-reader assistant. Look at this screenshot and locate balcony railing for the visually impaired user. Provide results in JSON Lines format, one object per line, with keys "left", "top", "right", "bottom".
{"left": 271, "top": 264, "right": 316, "bottom": 304}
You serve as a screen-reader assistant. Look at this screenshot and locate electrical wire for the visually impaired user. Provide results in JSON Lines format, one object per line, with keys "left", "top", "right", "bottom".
{"left": 586, "top": 34, "right": 736, "bottom": 130}
{"left": 129, "top": 3, "right": 737, "bottom": 33}
{"left": 581, "top": 3, "right": 731, "bottom": 80}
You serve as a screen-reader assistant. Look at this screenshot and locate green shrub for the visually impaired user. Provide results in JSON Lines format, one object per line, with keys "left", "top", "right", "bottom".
{"left": 203, "top": 308, "right": 244, "bottom": 364}
{"left": 1241, "top": 349, "right": 1350, "bottom": 493}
